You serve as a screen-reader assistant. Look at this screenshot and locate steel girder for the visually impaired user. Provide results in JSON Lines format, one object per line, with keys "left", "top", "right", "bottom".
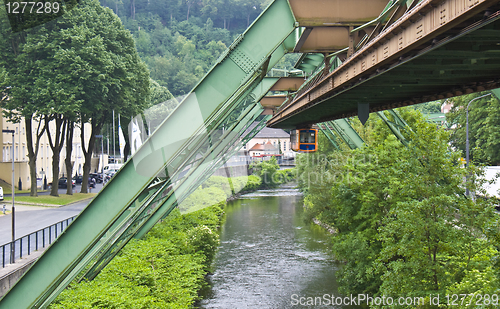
{"left": 133, "top": 78, "right": 279, "bottom": 238}
{"left": 317, "top": 123, "right": 341, "bottom": 151}
{"left": 327, "top": 119, "right": 364, "bottom": 150}
{"left": 376, "top": 109, "right": 411, "bottom": 147}
{"left": 268, "top": 0, "right": 500, "bottom": 129}
{"left": 0, "top": 0, "right": 298, "bottom": 307}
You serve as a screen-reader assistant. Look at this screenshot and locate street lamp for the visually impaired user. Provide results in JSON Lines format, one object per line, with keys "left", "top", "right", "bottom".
{"left": 2, "top": 129, "right": 15, "bottom": 262}
{"left": 465, "top": 92, "right": 492, "bottom": 197}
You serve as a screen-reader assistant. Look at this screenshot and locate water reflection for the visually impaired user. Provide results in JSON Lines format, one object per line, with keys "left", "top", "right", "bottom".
{"left": 199, "top": 186, "right": 350, "bottom": 309}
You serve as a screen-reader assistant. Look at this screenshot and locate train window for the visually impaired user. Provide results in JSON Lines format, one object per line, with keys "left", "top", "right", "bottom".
{"left": 300, "top": 131, "right": 308, "bottom": 143}
{"left": 307, "top": 131, "right": 315, "bottom": 143}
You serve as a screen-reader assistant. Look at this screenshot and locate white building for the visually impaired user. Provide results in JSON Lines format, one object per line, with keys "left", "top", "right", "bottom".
{"left": 242, "top": 123, "right": 292, "bottom": 157}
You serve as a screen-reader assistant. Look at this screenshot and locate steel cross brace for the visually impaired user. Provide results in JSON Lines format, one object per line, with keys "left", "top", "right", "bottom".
{"left": 174, "top": 115, "right": 273, "bottom": 214}
{"left": 317, "top": 122, "right": 341, "bottom": 151}
{"left": 155, "top": 115, "right": 272, "bottom": 223}
{"left": 327, "top": 119, "right": 365, "bottom": 149}
{"left": 132, "top": 79, "right": 279, "bottom": 238}
{"left": 135, "top": 106, "right": 269, "bottom": 238}
{"left": 376, "top": 109, "right": 411, "bottom": 147}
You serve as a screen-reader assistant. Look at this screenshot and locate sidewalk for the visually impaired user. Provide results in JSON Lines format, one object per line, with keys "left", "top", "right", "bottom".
{"left": 0, "top": 198, "right": 91, "bottom": 298}
{"left": 0, "top": 248, "right": 45, "bottom": 298}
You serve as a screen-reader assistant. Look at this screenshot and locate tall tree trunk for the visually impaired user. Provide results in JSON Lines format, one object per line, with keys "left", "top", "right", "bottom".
{"left": 25, "top": 115, "right": 45, "bottom": 196}
{"left": 131, "top": 0, "right": 135, "bottom": 19}
{"left": 121, "top": 117, "right": 131, "bottom": 162}
{"left": 81, "top": 115, "right": 105, "bottom": 193}
{"left": 123, "top": 141, "right": 131, "bottom": 162}
{"left": 65, "top": 121, "right": 74, "bottom": 195}
{"left": 186, "top": 1, "right": 191, "bottom": 21}
{"left": 47, "top": 114, "right": 67, "bottom": 196}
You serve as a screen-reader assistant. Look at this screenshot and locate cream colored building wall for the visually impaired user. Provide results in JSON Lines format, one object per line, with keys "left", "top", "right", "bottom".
{"left": 0, "top": 162, "right": 30, "bottom": 190}
{"left": 1, "top": 108, "right": 93, "bottom": 189}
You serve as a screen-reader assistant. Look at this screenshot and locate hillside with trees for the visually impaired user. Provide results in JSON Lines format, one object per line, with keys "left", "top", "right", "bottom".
{"left": 98, "top": 0, "right": 272, "bottom": 97}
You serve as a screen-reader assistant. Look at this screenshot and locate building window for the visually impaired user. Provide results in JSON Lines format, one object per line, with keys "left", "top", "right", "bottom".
{"left": 16, "top": 146, "right": 18, "bottom": 160}
{"left": 22, "top": 146, "right": 25, "bottom": 161}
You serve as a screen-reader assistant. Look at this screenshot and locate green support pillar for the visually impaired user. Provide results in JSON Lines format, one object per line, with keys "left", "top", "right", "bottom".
{"left": 328, "top": 119, "right": 364, "bottom": 149}
{"left": 317, "top": 122, "right": 341, "bottom": 151}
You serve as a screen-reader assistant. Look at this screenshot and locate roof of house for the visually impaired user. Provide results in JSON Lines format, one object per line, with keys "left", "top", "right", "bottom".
{"left": 249, "top": 143, "right": 265, "bottom": 151}
{"left": 254, "top": 126, "right": 290, "bottom": 138}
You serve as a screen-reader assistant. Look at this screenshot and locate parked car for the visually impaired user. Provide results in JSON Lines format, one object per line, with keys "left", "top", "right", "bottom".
{"left": 0, "top": 186, "right": 3, "bottom": 201}
{"left": 58, "top": 177, "right": 76, "bottom": 188}
{"left": 72, "top": 175, "right": 84, "bottom": 184}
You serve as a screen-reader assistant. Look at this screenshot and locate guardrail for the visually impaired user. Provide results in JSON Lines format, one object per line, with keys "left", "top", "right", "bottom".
{"left": 1, "top": 216, "right": 77, "bottom": 268}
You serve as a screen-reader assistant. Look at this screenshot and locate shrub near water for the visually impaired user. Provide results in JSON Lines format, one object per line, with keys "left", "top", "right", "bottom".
{"left": 50, "top": 205, "right": 223, "bottom": 309}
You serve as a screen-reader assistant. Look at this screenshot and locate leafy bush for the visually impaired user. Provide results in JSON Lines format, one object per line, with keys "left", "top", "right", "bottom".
{"left": 187, "top": 225, "right": 220, "bottom": 271}
{"left": 178, "top": 186, "right": 227, "bottom": 213}
{"left": 51, "top": 205, "right": 224, "bottom": 309}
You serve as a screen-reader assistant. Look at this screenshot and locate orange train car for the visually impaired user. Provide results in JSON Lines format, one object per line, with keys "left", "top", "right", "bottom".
{"left": 290, "top": 128, "right": 318, "bottom": 152}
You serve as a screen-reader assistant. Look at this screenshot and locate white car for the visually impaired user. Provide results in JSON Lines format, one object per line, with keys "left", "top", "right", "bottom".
{"left": 0, "top": 186, "right": 3, "bottom": 201}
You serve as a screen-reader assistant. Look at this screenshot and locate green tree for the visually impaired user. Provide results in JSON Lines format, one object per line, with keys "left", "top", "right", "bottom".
{"left": 447, "top": 92, "right": 500, "bottom": 165}
{"left": 251, "top": 156, "right": 280, "bottom": 188}
{"left": 374, "top": 120, "right": 498, "bottom": 306}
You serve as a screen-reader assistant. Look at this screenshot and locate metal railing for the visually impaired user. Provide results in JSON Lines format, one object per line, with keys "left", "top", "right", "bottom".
{"left": 1, "top": 216, "right": 77, "bottom": 268}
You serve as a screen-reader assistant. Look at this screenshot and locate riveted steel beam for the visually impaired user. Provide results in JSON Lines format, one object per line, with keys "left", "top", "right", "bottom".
{"left": 328, "top": 119, "right": 364, "bottom": 149}
{"left": 133, "top": 79, "right": 278, "bottom": 239}
{"left": 376, "top": 109, "right": 411, "bottom": 147}
{"left": 268, "top": 0, "right": 500, "bottom": 129}
{"left": 317, "top": 123, "right": 341, "bottom": 150}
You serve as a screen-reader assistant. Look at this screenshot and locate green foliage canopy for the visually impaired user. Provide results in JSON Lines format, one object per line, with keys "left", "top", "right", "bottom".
{"left": 297, "top": 109, "right": 500, "bottom": 305}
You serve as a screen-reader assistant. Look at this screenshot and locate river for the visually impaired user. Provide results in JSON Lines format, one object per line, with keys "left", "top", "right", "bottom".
{"left": 199, "top": 184, "right": 351, "bottom": 309}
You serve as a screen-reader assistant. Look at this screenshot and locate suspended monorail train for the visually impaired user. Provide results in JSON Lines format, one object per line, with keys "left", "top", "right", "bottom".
{"left": 290, "top": 128, "right": 318, "bottom": 152}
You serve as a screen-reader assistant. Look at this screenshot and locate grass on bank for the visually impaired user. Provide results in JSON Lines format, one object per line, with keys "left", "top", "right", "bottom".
{"left": 3, "top": 193, "right": 96, "bottom": 206}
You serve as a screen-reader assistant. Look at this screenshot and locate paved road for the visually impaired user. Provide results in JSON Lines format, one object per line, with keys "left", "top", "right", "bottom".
{"left": 0, "top": 183, "right": 104, "bottom": 246}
